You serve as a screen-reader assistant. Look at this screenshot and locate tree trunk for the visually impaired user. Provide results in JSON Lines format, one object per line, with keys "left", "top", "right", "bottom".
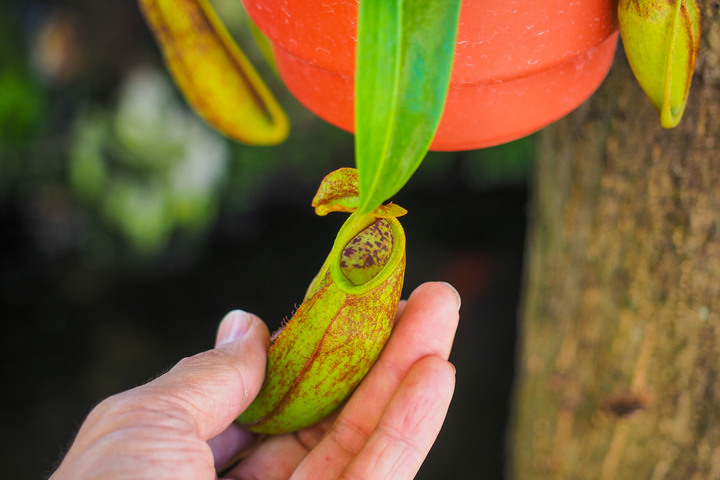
{"left": 510, "top": 4, "right": 720, "bottom": 479}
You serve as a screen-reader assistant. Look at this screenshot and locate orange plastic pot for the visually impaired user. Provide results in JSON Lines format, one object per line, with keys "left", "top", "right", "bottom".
{"left": 242, "top": 0, "right": 619, "bottom": 151}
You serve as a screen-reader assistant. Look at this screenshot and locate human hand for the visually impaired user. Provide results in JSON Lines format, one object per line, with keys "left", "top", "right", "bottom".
{"left": 51, "top": 281, "right": 460, "bottom": 480}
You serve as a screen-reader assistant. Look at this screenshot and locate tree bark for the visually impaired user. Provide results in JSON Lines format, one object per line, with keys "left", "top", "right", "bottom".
{"left": 510, "top": 4, "right": 720, "bottom": 479}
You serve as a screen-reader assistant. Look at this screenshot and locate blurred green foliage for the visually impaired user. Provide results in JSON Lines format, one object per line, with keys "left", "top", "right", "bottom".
{"left": 0, "top": 8, "right": 46, "bottom": 150}
{"left": 462, "top": 134, "right": 535, "bottom": 188}
{"left": 69, "top": 66, "right": 231, "bottom": 253}
{"left": 0, "top": 70, "right": 45, "bottom": 146}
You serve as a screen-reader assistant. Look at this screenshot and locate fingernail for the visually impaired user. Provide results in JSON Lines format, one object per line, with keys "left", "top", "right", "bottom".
{"left": 216, "top": 310, "right": 255, "bottom": 346}
{"left": 440, "top": 282, "right": 462, "bottom": 310}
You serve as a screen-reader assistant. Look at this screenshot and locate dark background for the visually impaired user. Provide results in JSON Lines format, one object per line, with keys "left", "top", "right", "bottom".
{"left": 1, "top": 1, "right": 531, "bottom": 478}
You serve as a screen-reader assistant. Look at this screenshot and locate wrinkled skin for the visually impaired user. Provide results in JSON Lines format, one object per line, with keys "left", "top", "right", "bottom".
{"left": 50, "top": 282, "right": 460, "bottom": 480}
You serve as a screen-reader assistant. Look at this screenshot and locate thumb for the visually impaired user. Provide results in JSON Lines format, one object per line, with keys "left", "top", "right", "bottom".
{"left": 133, "top": 310, "right": 270, "bottom": 440}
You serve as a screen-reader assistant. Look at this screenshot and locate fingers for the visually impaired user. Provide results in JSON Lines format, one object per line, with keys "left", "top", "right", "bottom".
{"left": 222, "top": 434, "right": 310, "bottom": 480}
{"left": 207, "top": 423, "right": 257, "bottom": 470}
{"left": 215, "top": 310, "right": 262, "bottom": 347}
{"left": 130, "top": 310, "right": 270, "bottom": 440}
{"left": 341, "top": 356, "right": 456, "bottom": 480}
{"left": 292, "top": 281, "right": 461, "bottom": 478}
{"left": 226, "top": 358, "right": 456, "bottom": 480}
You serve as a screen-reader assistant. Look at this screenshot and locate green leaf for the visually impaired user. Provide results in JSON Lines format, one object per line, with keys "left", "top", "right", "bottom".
{"left": 355, "top": 0, "right": 462, "bottom": 214}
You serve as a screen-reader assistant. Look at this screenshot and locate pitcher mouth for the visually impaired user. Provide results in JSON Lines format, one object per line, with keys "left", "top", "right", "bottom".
{"left": 340, "top": 219, "right": 393, "bottom": 286}
{"left": 329, "top": 213, "right": 406, "bottom": 296}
